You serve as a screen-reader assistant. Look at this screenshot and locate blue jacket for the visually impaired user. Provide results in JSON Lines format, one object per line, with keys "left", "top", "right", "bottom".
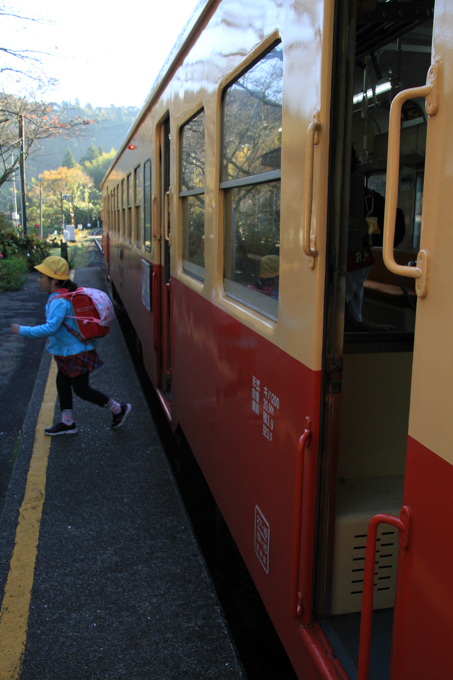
{"left": 19, "top": 292, "right": 95, "bottom": 357}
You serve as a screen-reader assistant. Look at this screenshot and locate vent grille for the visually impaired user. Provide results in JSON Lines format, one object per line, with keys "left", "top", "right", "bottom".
{"left": 330, "top": 476, "right": 404, "bottom": 616}
{"left": 348, "top": 528, "right": 397, "bottom": 597}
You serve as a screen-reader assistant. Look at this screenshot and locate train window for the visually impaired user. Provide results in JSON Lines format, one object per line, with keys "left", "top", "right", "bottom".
{"left": 111, "top": 190, "right": 115, "bottom": 233}
{"left": 117, "top": 184, "right": 120, "bottom": 234}
{"left": 221, "top": 43, "right": 282, "bottom": 320}
{"left": 134, "top": 165, "right": 141, "bottom": 248}
{"left": 121, "top": 178, "right": 125, "bottom": 240}
{"left": 180, "top": 109, "right": 205, "bottom": 280}
{"left": 144, "top": 159, "right": 152, "bottom": 251}
{"left": 127, "top": 173, "right": 132, "bottom": 243}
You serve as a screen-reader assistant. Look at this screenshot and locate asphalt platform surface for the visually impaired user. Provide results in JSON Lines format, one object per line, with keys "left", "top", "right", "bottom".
{"left": 0, "top": 265, "right": 244, "bottom": 679}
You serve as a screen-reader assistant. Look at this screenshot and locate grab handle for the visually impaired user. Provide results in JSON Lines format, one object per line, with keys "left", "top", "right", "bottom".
{"left": 291, "top": 417, "right": 312, "bottom": 620}
{"left": 152, "top": 270, "right": 158, "bottom": 350}
{"left": 383, "top": 63, "right": 440, "bottom": 298}
{"left": 303, "top": 115, "right": 321, "bottom": 269}
{"left": 152, "top": 195, "right": 159, "bottom": 240}
{"left": 164, "top": 280, "right": 172, "bottom": 377}
{"left": 164, "top": 189, "right": 172, "bottom": 245}
{"left": 357, "top": 506, "right": 411, "bottom": 680}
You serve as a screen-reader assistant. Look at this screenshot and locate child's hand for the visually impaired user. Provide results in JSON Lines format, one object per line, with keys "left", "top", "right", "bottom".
{"left": 10, "top": 324, "right": 20, "bottom": 335}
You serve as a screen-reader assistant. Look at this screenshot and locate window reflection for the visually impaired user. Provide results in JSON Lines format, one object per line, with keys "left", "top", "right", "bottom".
{"left": 222, "top": 44, "right": 282, "bottom": 320}
{"left": 181, "top": 111, "right": 205, "bottom": 191}
{"left": 180, "top": 110, "right": 205, "bottom": 279}
{"left": 222, "top": 44, "right": 283, "bottom": 182}
{"left": 182, "top": 195, "right": 205, "bottom": 268}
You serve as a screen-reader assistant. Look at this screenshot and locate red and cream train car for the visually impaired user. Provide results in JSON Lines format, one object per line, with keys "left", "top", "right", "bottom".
{"left": 102, "top": 0, "right": 453, "bottom": 678}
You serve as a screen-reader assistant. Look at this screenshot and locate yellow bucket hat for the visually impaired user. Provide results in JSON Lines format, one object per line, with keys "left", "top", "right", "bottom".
{"left": 259, "top": 255, "right": 279, "bottom": 279}
{"left": 35, "top": 256, "right": 69, "bottom": 280}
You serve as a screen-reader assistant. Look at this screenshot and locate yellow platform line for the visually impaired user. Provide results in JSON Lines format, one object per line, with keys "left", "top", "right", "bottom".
{"left": 0, "top": 359, "right": 57, "bottom": 679}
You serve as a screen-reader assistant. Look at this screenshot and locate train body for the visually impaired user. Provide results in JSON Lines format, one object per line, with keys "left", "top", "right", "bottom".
{"left": 101, "top": 1, "right": 453, "bottom": 678}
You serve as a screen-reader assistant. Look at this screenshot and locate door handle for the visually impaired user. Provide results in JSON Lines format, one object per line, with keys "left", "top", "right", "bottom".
{"left": 383, "top": 62, "right": 440, "bottom": 298}
{"left": 152, "top": 269, "right": 158, "bottom": 351}
{"left": 164, "top": 188, "right": 172, "bottom": 246}
{"left": 164, "top": 280, "right": 172, "bottom": 377}
{"left": 303, "top": 115, "right": 321, "bottom": 269}
{"left": 357, "top": 506, "right": 411, "bottom": 680}
{"left": 291, "top": 417, "right": 312, "bottom": 620}
{"left": 152, "top": 195, "right": 159, "bottom": 240}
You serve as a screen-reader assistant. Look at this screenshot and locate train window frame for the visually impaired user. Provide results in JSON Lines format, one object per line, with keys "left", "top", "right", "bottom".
{"left": 134, "top": 164, "right": 142, "bottom": 249}
{"left": 180, "top": 108, "right": 206, "bottom": 282}
{"left": 144, "top": 158, "right": 152, "bottom": 252}
{"left": 220, "top": 40, "right": 283, "bottom": 323}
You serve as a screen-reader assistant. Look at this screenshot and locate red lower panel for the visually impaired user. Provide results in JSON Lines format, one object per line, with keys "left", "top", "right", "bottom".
{"left": 170, "top": 279, "right": 323, "bottom": 678}
{"left": 390, "top": 437, "right": 453, "bottom": 680}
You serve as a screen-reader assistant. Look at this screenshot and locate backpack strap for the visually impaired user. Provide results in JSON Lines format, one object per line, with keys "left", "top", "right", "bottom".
{"left": 62, "top": 320, "right": 85, "bottom": 342}
{"left": 49, "top": 291, "right": 86, "bottom": 342}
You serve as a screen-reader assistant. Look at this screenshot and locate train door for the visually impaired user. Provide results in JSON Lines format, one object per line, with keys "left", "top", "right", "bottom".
{"left": 157, "top": 116, "right": 172, "bottom": 412}
{"left": 314, "top": 1, "right": 442, "bottom": 678}
{"left": 389, "top": 3, "right": 453, "bottom": 678}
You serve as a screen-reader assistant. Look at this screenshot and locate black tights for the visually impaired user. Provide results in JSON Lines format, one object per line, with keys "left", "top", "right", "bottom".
{"left": 57, "top": 370, "right": 109, "bottom": 411}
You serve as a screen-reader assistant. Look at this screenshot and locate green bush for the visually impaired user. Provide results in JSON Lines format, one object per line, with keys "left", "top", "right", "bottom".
{"left": 0, "top": 257, "right": 28, "bottom": 292}
{"left": 0, "top": 227, "right": 51, "bottom": 271}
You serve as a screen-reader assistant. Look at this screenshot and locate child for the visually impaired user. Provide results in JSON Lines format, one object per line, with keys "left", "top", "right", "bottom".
{"left": 10, "top": 256, "right": 131, "bottom": 435}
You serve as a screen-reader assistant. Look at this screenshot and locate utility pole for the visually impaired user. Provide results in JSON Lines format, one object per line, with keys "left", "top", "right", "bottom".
{"left": 11, "top": 152, "right": 19, "bottom": 229}
{"left": 18, "top": 114, "right": 27, "bottom": 237}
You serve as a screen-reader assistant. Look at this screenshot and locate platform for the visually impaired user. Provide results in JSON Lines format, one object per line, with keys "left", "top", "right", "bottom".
{"left": 0, "top": 266, "right": 244, "bottom": 680}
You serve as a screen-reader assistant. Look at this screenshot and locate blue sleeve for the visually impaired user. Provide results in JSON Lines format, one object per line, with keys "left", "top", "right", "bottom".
{"left": 19, "top": 297, "right": 67, "bottom": 339}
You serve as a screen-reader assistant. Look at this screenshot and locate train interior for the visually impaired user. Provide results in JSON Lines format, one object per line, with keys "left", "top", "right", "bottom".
{"left": 319, "top": 2, "right": 434, "bottom": 678}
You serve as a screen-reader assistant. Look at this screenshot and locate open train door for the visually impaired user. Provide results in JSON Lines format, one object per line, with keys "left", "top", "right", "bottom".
{"left": 312, "top": 1, "right": 453, "bottom": 679}
{"left": 385, "top": 2, "right": 453, "bottom": 678}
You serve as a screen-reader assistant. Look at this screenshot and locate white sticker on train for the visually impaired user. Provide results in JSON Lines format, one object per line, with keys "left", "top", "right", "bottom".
{"left": 252, "top": 376, "right": 280, "bottom": 442}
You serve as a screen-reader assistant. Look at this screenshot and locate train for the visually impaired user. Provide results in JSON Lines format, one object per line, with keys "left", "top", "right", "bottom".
{"left": 101, "top": 1, "right": 453, "bottom": 678}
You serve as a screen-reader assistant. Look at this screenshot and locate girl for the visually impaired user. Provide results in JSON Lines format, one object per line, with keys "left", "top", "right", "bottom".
{"left": 11, "top": 256, "right": 131, "bottom": 435}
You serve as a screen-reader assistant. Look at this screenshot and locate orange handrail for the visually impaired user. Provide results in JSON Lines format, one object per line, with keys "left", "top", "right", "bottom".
{"left": 357, "top": 506, "right": 411, "bottom": 680}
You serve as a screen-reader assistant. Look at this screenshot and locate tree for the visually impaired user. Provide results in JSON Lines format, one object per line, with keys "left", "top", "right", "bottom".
{"left": 62, "top": 147, "right": 77, "bottom": 169}
{"left": 79, "top": 143, "right": 100, "bottom": 165}
{"left": 27, "top": 166, "right": 101, "bottom": 237}
{"left": 0, "top": 93, "right": 94, "bottom": 189}
{"left": 0, "top": 7, "right": 54, "bottom": 85}
{"left": 83, "top": 148, "right": 116, "bottom": 190}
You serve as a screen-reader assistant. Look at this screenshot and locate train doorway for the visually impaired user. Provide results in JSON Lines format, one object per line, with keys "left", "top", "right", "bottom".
{"left": 157, "top": 115, "right": 172, "bottom": 410}
{"left": 316, "top": 1, "right": 434, "bottom": 678}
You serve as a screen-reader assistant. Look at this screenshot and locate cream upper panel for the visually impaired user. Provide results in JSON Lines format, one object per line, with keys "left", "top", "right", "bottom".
{"left": 105, "top": 0, "right": 334, "bottom": 372}
{"left": 408, "top": 0, "right": 453, "bottom": 465}
{"left": 173, "top": 0, "right": 334, "bottom": 372}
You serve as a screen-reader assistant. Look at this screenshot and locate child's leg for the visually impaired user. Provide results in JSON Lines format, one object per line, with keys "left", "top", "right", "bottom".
{"left": 44, "top": 370, "right": 78, "bottom": 436}
{"left": 71, "top": 372, "right": 109, "bottom": 407}
{"left": 56, "top": 370, "right": 73, "bottom": 410}
{"left": 71, "top": 372, "right": 131, "bottom": 429}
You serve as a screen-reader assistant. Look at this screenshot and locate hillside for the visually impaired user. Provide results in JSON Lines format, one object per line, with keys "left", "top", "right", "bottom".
{"left": 26, "top": 102, "right": 139, "bottom": 181}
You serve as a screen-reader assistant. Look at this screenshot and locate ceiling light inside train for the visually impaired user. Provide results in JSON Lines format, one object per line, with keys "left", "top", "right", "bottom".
{"left": 353, "top": 81, "right": 391, "bottom": 105}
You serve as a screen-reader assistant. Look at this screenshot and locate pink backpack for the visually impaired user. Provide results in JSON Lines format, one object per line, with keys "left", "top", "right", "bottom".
{"left": 52, "top": 287, "right": 115, "bottom": 341}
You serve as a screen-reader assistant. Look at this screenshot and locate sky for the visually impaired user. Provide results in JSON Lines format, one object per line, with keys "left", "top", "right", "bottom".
{"left": 3, "top": 0, "right": 201, "bottom": 109}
